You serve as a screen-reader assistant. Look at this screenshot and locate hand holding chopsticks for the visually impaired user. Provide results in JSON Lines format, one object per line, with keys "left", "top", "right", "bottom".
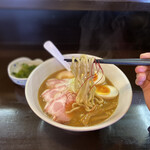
{"left": 135, "top": 52, "right": 150, "bottom": 110}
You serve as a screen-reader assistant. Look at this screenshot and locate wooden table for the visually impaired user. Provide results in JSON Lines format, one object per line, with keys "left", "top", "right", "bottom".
{"left": 0, "top": 45, "right": 150, "bottom": 150}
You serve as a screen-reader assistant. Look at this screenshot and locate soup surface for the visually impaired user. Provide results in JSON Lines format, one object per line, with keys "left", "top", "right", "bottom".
{"left": 38, "top": 69, "right": 118, "bottom": 127}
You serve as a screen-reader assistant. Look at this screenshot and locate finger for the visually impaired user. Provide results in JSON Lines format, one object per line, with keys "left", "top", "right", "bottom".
{"left": 135, "top": 73, "right": 146, "bottom": 86}
{"left": 135, "top": 78, "right": 144, "bottom": 86}
{"left": 140, "top": 52, "right": 150, "bottom": 59}
{"left": 135, "top": 66, "right": 148, "bottom": 73}
{"left": 136, "top": 73, "right": 146, "bottom": 82}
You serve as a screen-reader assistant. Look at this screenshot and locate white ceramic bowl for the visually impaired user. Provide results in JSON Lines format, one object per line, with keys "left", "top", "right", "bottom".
{"left": 25, "top": 54, "right": 132, "bottom": 132}
{"left": 7, "top": 57, "right": 43, "bottom": 87}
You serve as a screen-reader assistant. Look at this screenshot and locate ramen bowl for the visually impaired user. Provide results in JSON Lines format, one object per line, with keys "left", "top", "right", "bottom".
{"left": 25, "top": 54, "right": 132, "bottom": 132}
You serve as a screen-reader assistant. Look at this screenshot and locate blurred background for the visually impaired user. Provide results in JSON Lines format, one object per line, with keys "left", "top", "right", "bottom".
{"left": 0, "top": 0, "right": 150, "bottom": 59}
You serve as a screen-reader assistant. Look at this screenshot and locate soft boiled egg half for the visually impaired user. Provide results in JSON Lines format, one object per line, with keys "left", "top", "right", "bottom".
{"left": 93, "top": 72, "right": 105, "bottom": 85}
{"left": 95, "top": 84, "right": 118, "bottom": 99}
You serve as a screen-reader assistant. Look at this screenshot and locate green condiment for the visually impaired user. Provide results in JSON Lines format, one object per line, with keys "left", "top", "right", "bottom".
{"left": 12, "top": 63, "right": 37, "bottom": 78}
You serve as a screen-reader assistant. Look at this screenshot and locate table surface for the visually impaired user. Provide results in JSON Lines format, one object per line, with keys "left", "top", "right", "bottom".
{"left": 1, "top": 45, "right": 150, "bottom": 150}
{"left": 0, "top": 0, "right": 150, "bottom": 11}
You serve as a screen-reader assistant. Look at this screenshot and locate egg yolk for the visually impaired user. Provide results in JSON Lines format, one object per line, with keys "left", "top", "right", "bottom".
{"left": 96, "top": 85, "right": 110, "bottom": 94}
{"left": 93, "top": 73, "right": 98, "bottom": 82}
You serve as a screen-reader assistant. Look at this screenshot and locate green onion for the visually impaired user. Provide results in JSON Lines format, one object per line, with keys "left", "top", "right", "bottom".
{"left": 12, "top": 63, "right": 37, "bottom": 78}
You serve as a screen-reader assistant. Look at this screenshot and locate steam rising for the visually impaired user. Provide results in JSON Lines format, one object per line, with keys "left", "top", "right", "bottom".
{"left": 79, "top": 12, "right": 150, "bottom": 58}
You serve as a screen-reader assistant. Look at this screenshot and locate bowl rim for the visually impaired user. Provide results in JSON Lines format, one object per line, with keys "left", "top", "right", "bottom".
{"left": 25, "top": 53, "right": 133, "bottom": 132}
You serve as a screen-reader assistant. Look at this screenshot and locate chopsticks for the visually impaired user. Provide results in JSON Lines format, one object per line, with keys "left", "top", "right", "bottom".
{"left": 64, "top": 58, "right": 150, "bottom": 66}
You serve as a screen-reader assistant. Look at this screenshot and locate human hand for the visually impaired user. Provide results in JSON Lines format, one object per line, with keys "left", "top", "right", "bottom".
{"left": 135, "top": 53, "right": 150, "bottom": 110}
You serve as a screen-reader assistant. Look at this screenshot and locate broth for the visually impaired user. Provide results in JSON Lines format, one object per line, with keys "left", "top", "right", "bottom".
{"left": 38, "top": 69, "right": 118, "bottom": 127}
